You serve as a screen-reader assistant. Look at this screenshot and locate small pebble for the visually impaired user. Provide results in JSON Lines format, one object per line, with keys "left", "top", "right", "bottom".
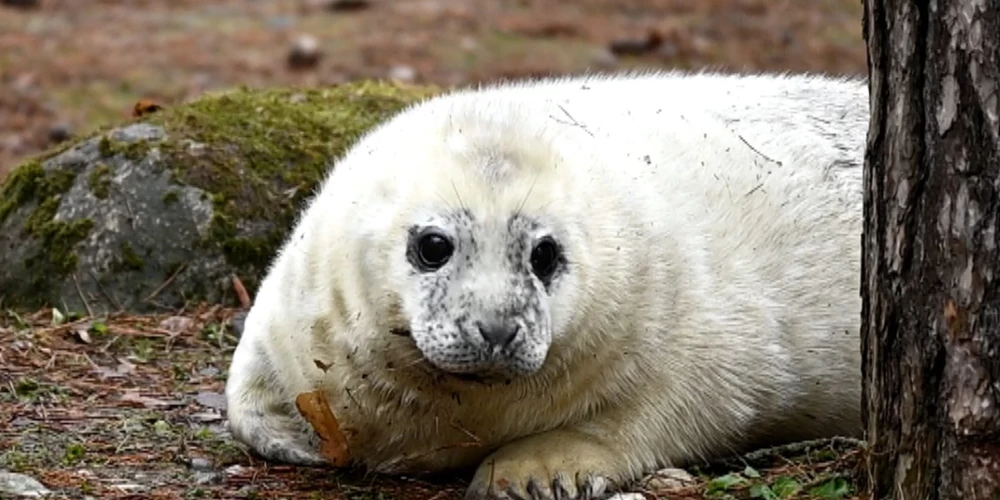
{"left": 641, "top": 467, "right": 696, "bottom": 491}
{"left": 158, "top": 315, "right": 194, "bottom": 333}
{"left": 327, "top": 0, "right": 369, "bottom": 12}
{"left": 188, "top": 457, "right": 214, "bottom": 471}
{"left": 231, "top": 310, "right": 248, "bottom": 337}
{"left": 591, "top": 48, "right": 619, "bottom": 68}
{"left": 152, "top": 420, "right": 173, "bottom": 436}
{"left": 236, "top": 485, "right": 260, "bottom": 497}
{"left": 1, "top": 0, "right": 40, "bottom": 9}
{"left": 48, "top": 122, "right": 73, "bottom": 144}
{"left": 195, "top": 391, "right": 228, "bottom": 411}
{"left": 0, "top": 470, "right": 51, "bottom": 498}
{"left": 225, "top": 465, "right": 250, "bottom": 476}
{"left": 388, "top": 64, "right": 417, "bottom": 83}
{"left": 268, "top": 15, "right": 294, "bottom": 30}
{"left": 607, "top": 494, "right": 645, "bottom": 500}
{"left": 194, "top": 471, "right": 221, "bottom": 485}
{"left": 287, "top": 34, "right": 322, "bottom": 70}
{"left": 198, "top": 366, "right": 220, "bottom": 377}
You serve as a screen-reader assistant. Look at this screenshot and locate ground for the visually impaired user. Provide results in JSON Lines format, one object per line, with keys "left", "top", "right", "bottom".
{"left": 1, "top": 308, "right": 865, "bottom": 500}
{"left": 1, "top": 0, "right": 870, "bottom": 498}
{"left": 0, "top": 0, "right": 867, "bottom": 183}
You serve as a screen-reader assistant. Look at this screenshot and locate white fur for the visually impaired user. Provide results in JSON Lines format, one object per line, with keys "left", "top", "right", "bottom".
{"left": 225, "top": 69, "right": 868, "bottom": 499}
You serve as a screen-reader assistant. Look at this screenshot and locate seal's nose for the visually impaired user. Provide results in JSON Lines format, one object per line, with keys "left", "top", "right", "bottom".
{"left": 477, "top": 320, "right": 519, "bottom": 348}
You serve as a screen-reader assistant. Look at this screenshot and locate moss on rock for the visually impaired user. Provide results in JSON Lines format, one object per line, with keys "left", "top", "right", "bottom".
{"left": 142, "top": 81, "right": 438, "bottom": 293}
{"left": 0, "top": 159, "right": 95, "bottom": 301}
{"left": 88, "top": 163, "right": 112, "bottom": 199}
{"left": 0, "top": 80, "right": 439, "bottom": 312}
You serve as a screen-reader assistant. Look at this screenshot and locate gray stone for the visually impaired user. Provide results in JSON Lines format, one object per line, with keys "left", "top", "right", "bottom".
{"left": 0, "top": 83, "right": 437, "bottom": 314}
{"left": 188, "top": 457, "right": 215, "bottom": 471}
{"left": 0, "top": 123, "right": 228, "bottom": 314}
{"left": 0, "top": 471, "right": 51, "bottom": 498}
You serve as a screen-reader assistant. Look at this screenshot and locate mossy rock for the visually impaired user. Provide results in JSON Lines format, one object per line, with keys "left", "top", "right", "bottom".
{"left": 0, "top": 81, "right": 439, "bottom": 314}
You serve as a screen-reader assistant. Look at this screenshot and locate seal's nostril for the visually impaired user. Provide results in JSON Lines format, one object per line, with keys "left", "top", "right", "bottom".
{"left": 477, "top": 320, "right": 519, "bottom": 348}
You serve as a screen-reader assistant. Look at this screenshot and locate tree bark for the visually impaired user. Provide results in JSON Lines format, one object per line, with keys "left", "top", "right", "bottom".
{"left": 861, "top": 1, "right": 1000, "bottom": 499}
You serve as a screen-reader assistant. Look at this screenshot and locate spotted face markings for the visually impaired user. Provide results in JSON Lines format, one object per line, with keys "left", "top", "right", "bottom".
{"left": 402, "top": 209, "right": 562, "bottom": 378}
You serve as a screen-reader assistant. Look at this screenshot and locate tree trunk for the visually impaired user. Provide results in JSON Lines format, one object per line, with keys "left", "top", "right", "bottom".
{"left": 861, "top": 0, "right": 1000, "bottom": 499}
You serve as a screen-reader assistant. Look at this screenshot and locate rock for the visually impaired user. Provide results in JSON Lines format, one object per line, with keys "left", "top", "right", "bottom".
{"left": 607, "top": 494, "right": 644, "bottom": 500}
{"left": 388, "top": 64, "right": 417, "bottom": 83}
{"left": 267, "top": 15, "right": 295, "bottom": 31}
{"left": 0, "top": 82, "right": 438, "bottom": 314}
{"left": 231, "top": 309, "right": 248, "bottom": 336}
{"left": 193, "top": 471, "right": 221, "bottom": 485}
{"left": 0, "top": 470, "right": 51, "bottom": 498}
{"left": 224, "top": 465, "right": 250, "bottom": 476}
{"left": 197, "top": 365, "right": 220, "bottom": 377}
{"left": 639, "top": 467, "right": 697, "bottom": 492}
{"left": 158, "top": 315, "right": 194, "bottom": 333}
{"left": 287, "top": 34, "right": 322, "bottom": 70}
{"left": 1, "top": 0, "right": 41, "bottom": 10}
{"left": 590, "top": 47, "right": 619, "bottom": 68}
{"left": 608, "top": 30, "right": 664, "bottom": 57}
{"left": 327, "top": 0, "right": 370, "bottom": 12}
{"left": 195, "top": 390, "right": 227, "bottom": 411}
{"left": 188, "top": 457, "right": 214, "bottom": 471}
{"left": 48, "top": 122, "right": 73, "bottom": 144}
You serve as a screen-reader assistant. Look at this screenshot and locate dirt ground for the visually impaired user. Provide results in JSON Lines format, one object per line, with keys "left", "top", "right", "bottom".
{"left": 1, "top": 307, "right": 866, "bottom": 500}
{"left": 1, "top": 1, "right": 871, "bottom": 498}
{"left": 0, "top": 0, "right": 867, "bottom": 182}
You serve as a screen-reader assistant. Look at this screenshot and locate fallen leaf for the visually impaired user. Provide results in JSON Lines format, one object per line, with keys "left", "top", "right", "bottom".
{"left": 132, "top": 99, "right": 163, "bottom": 117}
{"left": 73, "top": 327, "right": 92, "bottom": 344}
{"left": 231, "top": 274, "right": 251, "bottom": 309}
{"left": 295, "top": 389, "right": 351, "bottom": 466}
{"left": 92, "top": 360, "right": 135, "bottom": 380}
{"left": 51, "top": 308, "right": 65, "bottom": 326}
{"left": 159, "top": 316, "right": 194, "bottom": 333}
{"left": 189, "top": 411, "right": 224, "bottom": 423}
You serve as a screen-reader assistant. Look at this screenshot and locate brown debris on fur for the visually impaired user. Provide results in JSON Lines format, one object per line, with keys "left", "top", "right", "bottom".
{"left": 294, "top": 389, "right": 351, "bottom": 467}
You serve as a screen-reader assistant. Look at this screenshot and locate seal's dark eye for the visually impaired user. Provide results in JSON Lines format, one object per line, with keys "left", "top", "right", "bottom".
{"left": 416, "top": 231, "right": 454, "bottom": 270}
{"left": 530, "top": 236, "right": 560, "bottom": 281}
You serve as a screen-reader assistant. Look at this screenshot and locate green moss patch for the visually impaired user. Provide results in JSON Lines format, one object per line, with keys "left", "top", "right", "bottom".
{"left": 112, "top": 241, "right": 145, "bottom": 272}
{"left": 0, "top": 159, "right": 94, "bottom": 299}
{"left": 137, "top": 81, "right": 438, "bottom": 288}
{"left": 88, "top": 163, "right": 113, "bottom": 199}
{"left": 0, "top": 80, "right": 438, "bottom": 311}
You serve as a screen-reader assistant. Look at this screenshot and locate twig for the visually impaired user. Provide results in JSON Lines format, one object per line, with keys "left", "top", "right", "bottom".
{"left": 231, "top": 274, "right": 251, "bottom": 309}
{"left": 738, "top": 134, "right": 783, "bottom": 166}
{"left": 744, "top": 183, "right": 765, "bottom": 197}
{"left": 71, "top": 273, "right": 94, "bottom": 317}
{"left": 88, "top": 270, "right": 124, "bottom": 311}
{"left": 145, "top": 263, "right": 188, "bottom": 302}
{"left": 123, "top": 197, "right": 136, "bottom": 229}
{"left": 709, "top": 437, "right": 865, "bottom": 471}
{"left": 550, "top": 104, "right": 595, "bottom": 136}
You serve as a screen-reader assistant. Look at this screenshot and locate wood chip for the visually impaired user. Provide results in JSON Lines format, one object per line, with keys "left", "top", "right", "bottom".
{"left": 295, "top": 389, "right": 351, "bottom": 466}
{"left": 132, "top": 99, "right": 163, "bottom": 117}
{"left": 231, "top": 274, "right": 251, "bottom": 309}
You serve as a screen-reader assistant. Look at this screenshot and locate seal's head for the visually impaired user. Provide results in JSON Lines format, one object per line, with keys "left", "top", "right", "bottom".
{"left": 326, "top": 95, "right": 597, "bottom": 381}
{"left": 398, "top": 206, "right": 566, "bottom": 378}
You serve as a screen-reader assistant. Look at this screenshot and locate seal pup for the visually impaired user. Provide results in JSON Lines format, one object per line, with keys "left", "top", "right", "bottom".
{"left": 225, "top": 70, "right": 868, "bottom": 500}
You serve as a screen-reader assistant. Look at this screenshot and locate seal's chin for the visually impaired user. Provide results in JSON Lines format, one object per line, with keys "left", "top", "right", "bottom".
{"left": 391, "top": 327, "right": 541, "bottom": 383}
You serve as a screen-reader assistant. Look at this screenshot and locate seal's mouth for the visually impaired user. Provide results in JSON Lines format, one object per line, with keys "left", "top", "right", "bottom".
{"left": 390, "top": 328, "right": 411, "bottom": 337}
{"left": 388, "top": 327, "right": 517, "bottom": 385}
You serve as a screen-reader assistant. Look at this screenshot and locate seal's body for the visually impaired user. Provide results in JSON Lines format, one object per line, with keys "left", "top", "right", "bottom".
{"left": 225, "top": 70, "right": 868, "bottom": 500}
